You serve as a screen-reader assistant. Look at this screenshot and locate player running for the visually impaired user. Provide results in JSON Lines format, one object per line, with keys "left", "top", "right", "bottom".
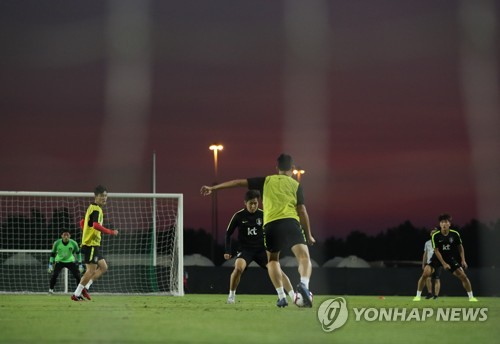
{"left": 71, "top": 185, "right": 118, "bottom": 301}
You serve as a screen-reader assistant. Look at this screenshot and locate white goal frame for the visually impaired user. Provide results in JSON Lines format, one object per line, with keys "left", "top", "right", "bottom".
{"left": 0, "top": 191, "right": 184, "bottom": 296}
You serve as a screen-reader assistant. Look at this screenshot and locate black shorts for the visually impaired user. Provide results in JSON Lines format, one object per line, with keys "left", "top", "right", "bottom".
{"left": 235, "top": 249, "right": 268, "bottom": 269}
{"left": 81, "top": 245, "right": 104, "bottom": 264}
{"left": 429, "top": 255, "right": 461, "bottom": 273}
{"left": 431, "top": 266, "right": 443, "bottom": 279}
{"left": 53, "top": 262, "right": 80, "bottom": 276}
{"left": 263, "top": 218, "right": 306, "bottom": 253}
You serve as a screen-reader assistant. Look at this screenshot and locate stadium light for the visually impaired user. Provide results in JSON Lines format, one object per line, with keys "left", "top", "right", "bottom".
{"left": 209, "top": 143, "right": 223, "bottom": 264}
{"left": 209, "top": 144, "right": 224, "bottom": 180}
{"left": 293, "top": 167, "right": 305, "bottom": 182}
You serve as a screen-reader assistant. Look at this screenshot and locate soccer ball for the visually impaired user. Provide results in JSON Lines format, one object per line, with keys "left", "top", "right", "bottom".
{"left": 294, "top": 291, "right": 313, "bottom": 307}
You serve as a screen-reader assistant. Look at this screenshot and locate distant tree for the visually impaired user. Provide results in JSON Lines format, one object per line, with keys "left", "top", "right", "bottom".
{"left": 344, "top": 231, "right": 372, "bottom": 260}
{"left": 322, "top": 236, "right": 347, "bottom": 261}
{"left": 378, "top": 221, "right": 428, "bottom": 261}
{"left": 184, "top": 228, "right": 211, "bottom": 256}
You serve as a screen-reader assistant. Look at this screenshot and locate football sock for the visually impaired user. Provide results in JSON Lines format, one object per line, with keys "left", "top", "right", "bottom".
{"left": 276, "top": 287, "right": 286, "bottom": 300}
{"left": 85, "top": 280, "right": 93, "bottom": 290}
{"left": 288, "top": 290, "right": 295, "bottom": 300}
{"left": 300, "top": 277, "right": 310, "bottom": 289}
{"left": 229, "top": 290, "right": 236, "bottom": 297}
{"left": 416, "top": 291, "right": 422, "bottom": 297}
{"left": 467, "top": 291, "right": 473, "bottom": 298}
{"left": 74, "top": 284, "right": 84, "bottom": 297}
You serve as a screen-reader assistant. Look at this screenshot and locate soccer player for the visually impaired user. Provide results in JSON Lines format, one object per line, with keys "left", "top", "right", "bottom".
{"left": 422, "top": 228, "right": 441, "bottom": 299}
{"left": 224, "top": 189, "right": 296, "bottom": 304}
{"left": 48, "top": 231, "right": 84, "bottom": 293}
{"left": 71, "top": 185, "right": 119, "bottom": 301}
{"left": 413, "top": 213, "right": 477, "bottom": 302}
{"left": 201, "top": 153, "right": 315, "bottom": 308}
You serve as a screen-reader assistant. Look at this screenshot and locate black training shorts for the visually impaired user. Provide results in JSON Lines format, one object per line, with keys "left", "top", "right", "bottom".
{"left": 235, "top": 249, "right": 268, "bottom": 269}
{"left": 81, "top": 245, "right": 104, "bottom": 264}
{"left": 264, "top": 218, "right": 306, "bottom": 253}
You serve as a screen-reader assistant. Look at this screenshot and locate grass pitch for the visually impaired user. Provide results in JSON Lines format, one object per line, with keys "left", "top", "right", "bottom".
{"left": 0, "top": 294, "right": 498, "bottom": 343}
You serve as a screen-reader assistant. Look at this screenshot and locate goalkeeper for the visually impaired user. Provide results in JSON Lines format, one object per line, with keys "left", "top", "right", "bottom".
{"left": 48, "top": 231, "right": 84, "bottom": 293}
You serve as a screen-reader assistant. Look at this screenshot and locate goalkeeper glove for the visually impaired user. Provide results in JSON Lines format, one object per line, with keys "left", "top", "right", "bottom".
{"left": 78, "top": 264, "right": 85, "bottom": 274}
{"left": 48, "top": 264, "right": 53, "bottom": 274}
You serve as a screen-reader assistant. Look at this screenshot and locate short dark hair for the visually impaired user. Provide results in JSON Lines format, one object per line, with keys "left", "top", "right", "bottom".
{"left": 245, "top": 190, "right": 260, "bottom": 201}
{"left": 277, "top": 153, "right": 293, "bottom": 171}
{"left": 438, "top": 213, "right": 452, "bottom": 222}
{"left": 94, "top": 185, "right": 107, "bottom": 196}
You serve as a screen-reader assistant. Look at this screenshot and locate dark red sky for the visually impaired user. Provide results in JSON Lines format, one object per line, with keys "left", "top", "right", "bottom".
{"left": 1, "top": 1, "right": 499, "bottom": 240}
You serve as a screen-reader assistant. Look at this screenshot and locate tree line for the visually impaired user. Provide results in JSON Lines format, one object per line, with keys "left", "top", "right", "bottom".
{"left": 1, "top": 208, "right": 499, "bottom": 268}
{"left": 185, "top": 219, "right": 500, "bottom": 267}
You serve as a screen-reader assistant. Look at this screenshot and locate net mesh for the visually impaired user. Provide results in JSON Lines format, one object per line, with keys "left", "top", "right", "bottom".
{"left": 0, "top": 192, "right": 183, "bottom": 295}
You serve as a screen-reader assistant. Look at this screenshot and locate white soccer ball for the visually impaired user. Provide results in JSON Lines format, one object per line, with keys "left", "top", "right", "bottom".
{"left": 294, "top": 291, "right": 313, "bottom": 307}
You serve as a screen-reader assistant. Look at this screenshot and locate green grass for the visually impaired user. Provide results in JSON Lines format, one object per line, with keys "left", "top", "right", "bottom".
{"left": 0, "top": 294, "right": 498, "bottom": 344}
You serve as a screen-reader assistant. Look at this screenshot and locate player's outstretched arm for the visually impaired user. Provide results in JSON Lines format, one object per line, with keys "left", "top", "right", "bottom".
{"left": 93, "top": 222, "right": 119, "bottom": 236}
{"left": 200, "top": 179, "right": 248, "bottom": 196}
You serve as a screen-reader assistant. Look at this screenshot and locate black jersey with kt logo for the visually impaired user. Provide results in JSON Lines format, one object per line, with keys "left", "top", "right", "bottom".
{"left": 431, "top": 229, "right": 462, "bottom": 259}
{"left": 225, "top": 208, "right": 264, "bottom": 253}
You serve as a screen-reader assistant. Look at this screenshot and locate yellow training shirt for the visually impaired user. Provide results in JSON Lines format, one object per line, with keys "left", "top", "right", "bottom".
{"left": 81, "top": 203, "right": 104, "bottom": 246}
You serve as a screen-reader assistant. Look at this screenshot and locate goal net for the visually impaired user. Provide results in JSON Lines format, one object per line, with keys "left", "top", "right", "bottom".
{"left": 0, "top": 191, "right": 184, "bottom": 295}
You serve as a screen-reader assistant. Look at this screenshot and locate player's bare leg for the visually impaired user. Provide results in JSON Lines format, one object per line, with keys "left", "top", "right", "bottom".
{"left": 83, "top": 259, "right": 108, "bottom": 299}
{"left": 72, "top": 260, "right": 108, "bottom": 301}
{"left": 79, "top": 264, "right": 96, "bottom": 287}
{"left": 291, "top": 244, "right": 312, "bottom": 281}
{"left": 291, "top": 244, "right": 313, "bottom": 307}
{"left": 71, "top": 263, "right": 96, "bottom": 301}
{"left": 230, "top": 258, "right": 246, "bottom": 291}
{"left": 267, "top": 251, "right": 287, "bottom": 307}
{"left": 454, "top": 268, "right": 477, "bottom": 301}
{"left": 89, "top": 259, "right": 108, "bottom": 283}
{"left": 267, "top": 252, "right": 283, "bottom": 288}
{"left": 281, "top": 270, "right": 295, "bottom": 301}
{"left": 434, "top": 279, "right": 441, "bottom": 297}
{"left": 227, "top": 258, "right": 246, "bottom": 304}
{"left": 453, "top": 268, "right": 472, "bottom": 292}
{"left": 264, "top": 258, "right": 294, "bottom": 301}
{"left": 425, "top": 277, "right": 433, "bottom": 298}
{"left": 414, "top": 265, "right": 433, "bottom": 301}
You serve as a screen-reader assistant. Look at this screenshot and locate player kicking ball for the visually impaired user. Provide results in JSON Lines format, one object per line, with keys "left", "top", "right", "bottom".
{"left": 224, "top": 190, "right": 296, "bottom": 304}
{"left": 201, "top": 154, "right": 315, "bottom": 308}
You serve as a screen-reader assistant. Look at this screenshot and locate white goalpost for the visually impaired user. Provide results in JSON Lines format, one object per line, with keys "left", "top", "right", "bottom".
{"left": 0, "top": 191, "right": 184, "bottom": 295}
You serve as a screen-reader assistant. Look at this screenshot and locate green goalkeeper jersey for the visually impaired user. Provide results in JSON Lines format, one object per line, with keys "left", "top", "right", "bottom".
{"left": 49, "top": 239, "right": 82, "bottom": 264}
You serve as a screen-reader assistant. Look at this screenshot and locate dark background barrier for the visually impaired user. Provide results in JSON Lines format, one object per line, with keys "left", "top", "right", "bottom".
{"left": 184, "top": 267, "right": 500, "bottom": 297}
{"left": 1, "top": 265, "right": 498, "bottom": 296}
